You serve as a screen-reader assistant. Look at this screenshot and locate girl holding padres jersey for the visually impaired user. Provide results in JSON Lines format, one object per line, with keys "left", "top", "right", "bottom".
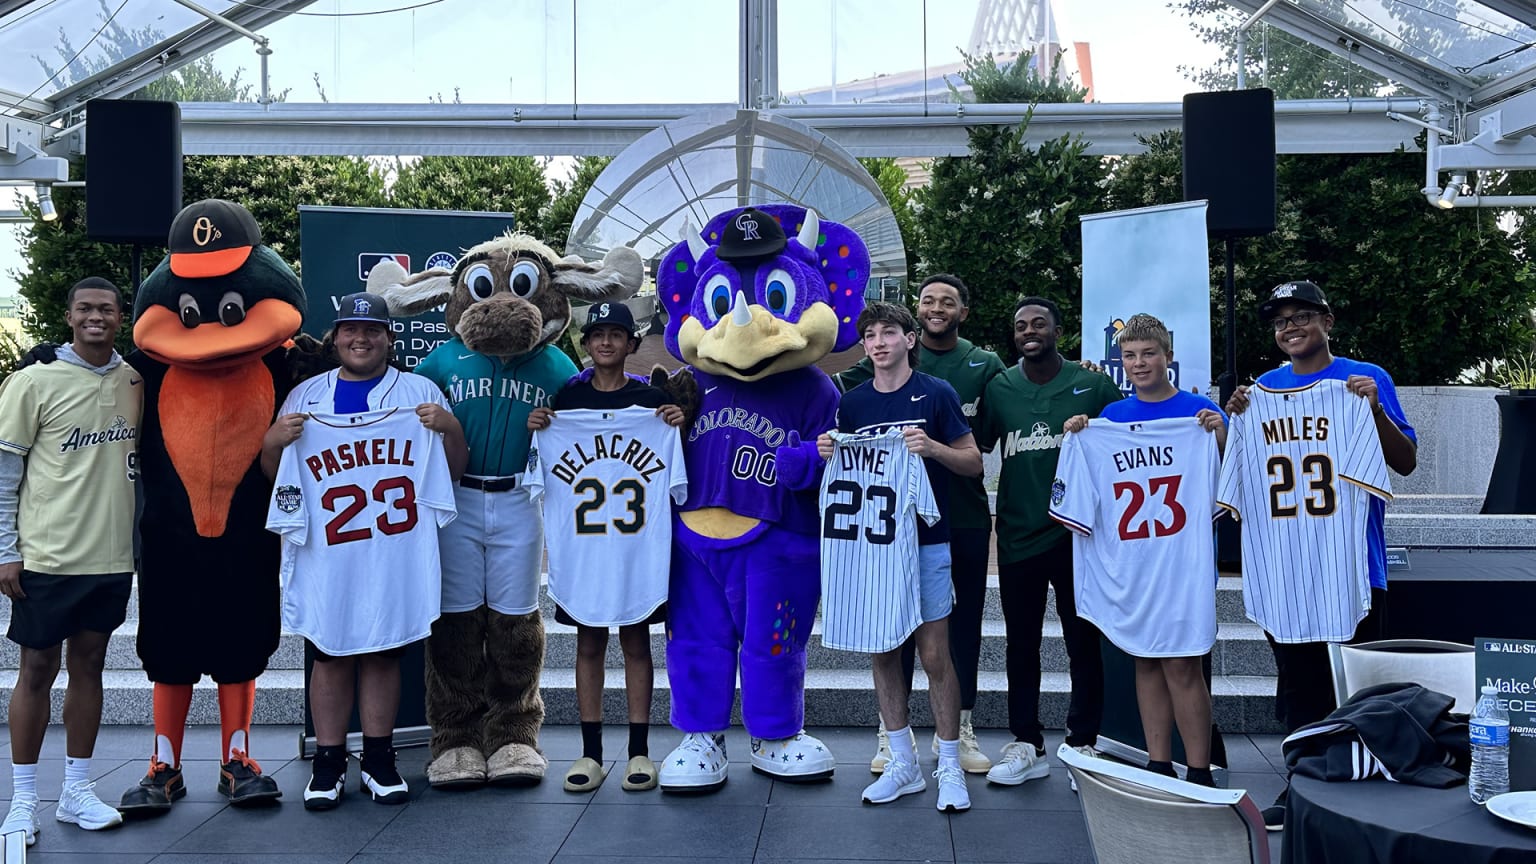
{"left": 526, "top": 302, "right": 684, "bottom": 793}
{"left": 260, "top": 293, "right": 467, "bottom": 811}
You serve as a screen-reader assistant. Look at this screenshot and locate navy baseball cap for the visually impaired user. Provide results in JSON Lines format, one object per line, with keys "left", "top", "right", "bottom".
{"left": 716, "top": 208, "right": 787, "bottom": 262}
{"left": 581, "top": 301, "right": 637, "bottom": 336}
{"left": 1258, "top": 280, "right": 1331, "bottom": 320}
{"left": 335, "top": 292, "right": 391, "bottom": 325}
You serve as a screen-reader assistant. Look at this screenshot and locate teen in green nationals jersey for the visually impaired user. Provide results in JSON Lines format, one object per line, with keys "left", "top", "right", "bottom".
{"left": 977, "top": 296, "right": 1120, "bottom": 788}
{"left": 836, "top": 274, "right": 1005, "bottom": 775}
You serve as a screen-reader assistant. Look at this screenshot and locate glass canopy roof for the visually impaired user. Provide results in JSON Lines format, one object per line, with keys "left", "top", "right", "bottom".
{"left": 1294, "top": 0, "right": 1536, "bottom": 82}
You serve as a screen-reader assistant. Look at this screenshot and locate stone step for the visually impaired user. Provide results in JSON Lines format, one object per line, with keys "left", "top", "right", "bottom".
{"left": 24, "top": 612, "right": 1276, "bottom": 678}
{"left": 0, "top": 667, "right": 1283, "bottom": 734}
{"left": 1387, "top": 494, "right": 1483, "bottom": 515}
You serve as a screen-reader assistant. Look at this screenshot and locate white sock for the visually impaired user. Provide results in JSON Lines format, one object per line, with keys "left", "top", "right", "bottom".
{"left": 227, "top": 730, "right": 247, "bottom": 761}
{"left": 155, "top": 734, "right": 178, "bottom": 767}
{"left": 11, "top": 763, "right": 36, "bottom": 799}
{"left": 937, "top": 737, "right": 960, "bottom": 770}
{"left": 888, "top": 725, "right": 916, "bottom": 765}
{"left": 64, "top": 756, "right": 90, "bottom": 788}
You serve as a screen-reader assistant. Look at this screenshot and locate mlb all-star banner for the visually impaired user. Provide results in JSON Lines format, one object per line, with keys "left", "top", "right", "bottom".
{"left": 1080, "top": 201, "right": 1212, "bottom": 398}
{"left": 299, "top": 205, "right": 518, "bottom": 369}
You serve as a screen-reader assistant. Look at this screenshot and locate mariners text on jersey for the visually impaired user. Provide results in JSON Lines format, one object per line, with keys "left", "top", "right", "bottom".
{"left": 444, "top": 374, "right": 551, "bottom": 407}
{"left": 547, "top": 432, "right": 667, "bottom": 485}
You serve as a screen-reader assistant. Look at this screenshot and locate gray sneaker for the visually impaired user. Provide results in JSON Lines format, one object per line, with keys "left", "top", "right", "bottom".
{"left": 862, "top": 756, "right": 925, "bottom": 804}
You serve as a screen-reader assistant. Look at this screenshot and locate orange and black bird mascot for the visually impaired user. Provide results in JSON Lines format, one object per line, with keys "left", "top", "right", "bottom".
{"left": 117, "top": 199, "right": 306, "bottom": 814}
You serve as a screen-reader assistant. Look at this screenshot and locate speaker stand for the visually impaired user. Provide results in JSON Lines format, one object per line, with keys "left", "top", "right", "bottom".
{"left": 130, "top": 244, "right": 143, "bottom": 294}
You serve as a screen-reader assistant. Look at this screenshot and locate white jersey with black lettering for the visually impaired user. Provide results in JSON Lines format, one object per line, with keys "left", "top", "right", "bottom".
{"left": 1049, "top": 417, "right": 1220, "bottom": 658}
{"left": 266, "top": 408, "right": 457, "bottom": 656}
{"left": 1216, "top": 379, "right": 1392, "bottom": 643}
{"left": 819, "top": 430, "right": 939, "bottom": 653}
{"left": 524, "top": 407, "right": 687, "bottom": 626}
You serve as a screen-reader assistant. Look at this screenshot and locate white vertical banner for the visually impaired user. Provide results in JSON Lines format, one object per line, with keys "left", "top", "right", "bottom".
{"left": 1080, "top": 200, "right": 1212, "bottom": 398}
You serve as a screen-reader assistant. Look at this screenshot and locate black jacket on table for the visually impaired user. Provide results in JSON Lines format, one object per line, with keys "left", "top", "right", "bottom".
{"left": 1282, "top": 682, "right": 1471, "bottom": 788}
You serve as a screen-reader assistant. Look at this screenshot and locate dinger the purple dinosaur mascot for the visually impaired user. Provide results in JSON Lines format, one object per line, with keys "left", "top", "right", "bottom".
{"left": 654, "top": 204, "right": 868, "bottom": 792}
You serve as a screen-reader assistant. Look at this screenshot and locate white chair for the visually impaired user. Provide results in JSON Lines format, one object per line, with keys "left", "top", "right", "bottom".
{"left": 1058, "top": 744, "right": 1270, "bottom": 864}
{"left": 1327, "top": 639, "right": 1475, "bottom": 714}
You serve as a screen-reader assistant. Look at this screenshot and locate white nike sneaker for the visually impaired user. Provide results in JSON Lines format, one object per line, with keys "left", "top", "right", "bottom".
{"left": 0, "top": 794, "right": 38, "bottom": 846}
{"left": 56, "top": 781, "right": 123, "bottom": 831}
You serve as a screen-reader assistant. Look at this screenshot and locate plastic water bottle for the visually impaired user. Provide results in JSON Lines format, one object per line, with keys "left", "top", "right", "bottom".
{"left": 1470, "top": 684, "right": 1510, "bottom": 804}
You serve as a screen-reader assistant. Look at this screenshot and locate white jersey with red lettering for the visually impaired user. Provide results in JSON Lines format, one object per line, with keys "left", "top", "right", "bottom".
{"left": 1049, "top": 417, "right": 1220, "bottom": 658}
{"left": 1216, "top": 379, "right": 1392, "bottom": 643}
{"left": 524, "top": 407, "right": 687, "bottom": 626}
{"left": 819, "top": 429, "right": 939, "bottom": 654}
{"left": 266, "top": 407, "right": 457, "bottom": 655}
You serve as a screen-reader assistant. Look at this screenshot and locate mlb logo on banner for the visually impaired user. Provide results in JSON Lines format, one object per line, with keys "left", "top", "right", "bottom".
{"left": 1476, "top": 636, "right": 1536, "bottom": 791}
{"left": 357, "top": 253, "right": 410, "bottom": 281}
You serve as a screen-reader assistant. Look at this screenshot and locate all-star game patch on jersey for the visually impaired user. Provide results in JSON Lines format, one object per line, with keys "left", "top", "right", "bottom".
{"left": 415, "top": 338, "right": 577, "bottom": 478}
{"left": 819, "top": 430, "right": 938, "bottom": 653}
{"left": 266, "top": 408, "right": 457, "bottom": 656}
{"left": 525, "top": 407, "right": 688, "bottom": 626}
{"left": 1216, "top": 379, "right": 1392, "bottom": 644}
{"left": 1050, "top": 417, "right": 1220, "bottom": 658}
{"left": 0, "top": 359, "right": 141, "bottom": 575}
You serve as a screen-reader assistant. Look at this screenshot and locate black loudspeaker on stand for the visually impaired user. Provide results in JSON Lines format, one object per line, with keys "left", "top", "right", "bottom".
{"left": 1183, "top": 88, "right": 1276, "bottom": 569}
{"left": 86, "top": 99, "right": 183, "bottom": 292}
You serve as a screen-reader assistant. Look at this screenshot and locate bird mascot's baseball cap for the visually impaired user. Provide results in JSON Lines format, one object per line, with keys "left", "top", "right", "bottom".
{"left": 581, "top": 300, "right": 637, "bottom": 337}
{"left": 167, "top": 199, "right": 263, "bottom": 279}
{"left": 334, "top": 292, "right": 391, "bottom": 325}
{"left": 716, "top": 207, "right": 787, "bottom": 262}
{"left": 1258, "top": 280, "right": 1332, "bottom": 320}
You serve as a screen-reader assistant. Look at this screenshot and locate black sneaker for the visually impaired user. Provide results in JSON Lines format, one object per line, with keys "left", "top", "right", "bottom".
{"left": 304, "top": 751, "right": 347, "bottom": 811}
{"left": 218, "top": 752, "right": 283, "bottom": 807}
{"left": 360, "top": 748, "right": 409, "bottom": 805}
{"left": 119, "top": 761, "right": 186, "bottom": 817}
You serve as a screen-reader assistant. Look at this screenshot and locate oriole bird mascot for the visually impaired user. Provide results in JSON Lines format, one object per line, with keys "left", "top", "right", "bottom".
{"left": 653, "top": 204, "right": 868, "bottom": 792}
{"left": 118, "top": 199, "right": 305, "bottom": 813}
{"left": 368, "top": 233, "right": 643, "bottom": 787}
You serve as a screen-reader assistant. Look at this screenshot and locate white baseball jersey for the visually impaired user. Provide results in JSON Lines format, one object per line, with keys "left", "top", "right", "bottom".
{"left": 524, "top": 407, "right": 687, "bottom": 626}
{"left": 1216, "top": 379, "right": 1392, "bottom": 643}
{"left": 266, "top": 407, "right": 457, "bottom": 656}
{"left": 818, "top": 430, "right": 939, "bottom": 653}
{"left": 1049, "top": 417, "right": 1220, "bottom": 658}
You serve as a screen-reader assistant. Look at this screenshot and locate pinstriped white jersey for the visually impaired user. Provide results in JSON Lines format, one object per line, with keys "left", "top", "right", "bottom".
{"left": 1049, "top": 418, "right": 1221, "bottom": 658}
{"left": 818, "top": 430, "right": 939, "bottom": 653}
{"left": 1216, "top": 379, "right": 1392, "bottom": 643}
{"left": 524, "top": 407, "right": 688, "bottom": 626}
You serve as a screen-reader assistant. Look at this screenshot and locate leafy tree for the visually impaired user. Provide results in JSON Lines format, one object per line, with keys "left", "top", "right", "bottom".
{"left": 858, "top": 157, "right": 918, "bottom": 278}
{"left": 545, "top": 156, "right": 613, "bottom": 255}
{"left": 1107, "top": 132, "right": 1536, "bottom": 386}
{"left": 912, "top": 52, "right": 1105, "bottom": 359}
{"left": 389, "top": 156, "right": 551, "bottom": 236}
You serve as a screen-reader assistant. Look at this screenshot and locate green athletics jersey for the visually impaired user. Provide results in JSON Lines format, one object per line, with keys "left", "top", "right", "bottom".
{"left": 979, "top": 359, "right": 1122, "bottom": 564}
{"left": 836, "top": 337, "right": 1005, "bottom": 529}
{"left": 416, "top": 338, "right": 577, "bottom": 478}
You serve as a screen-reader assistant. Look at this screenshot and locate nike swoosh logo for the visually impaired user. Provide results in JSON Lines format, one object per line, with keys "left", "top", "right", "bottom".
{"left": 306, "top": 399, "right": 322, "bottom": 405}
{"left": 911, "top": 394, "right": 927, "bottom": 402}
{"left": 458, "top": 353, "right": 476, "bottom": 360}
{"left": 705, "top": 387, "right": 719, "bottom": 395}
{"left": 1073, "top": 387, "right": 1092, "bottom": 395}
{"left": 968, "top": 360, "right": 986, "bottom": 367}
{"left": 129, "top": 379, "right": 142, "bottom": 386}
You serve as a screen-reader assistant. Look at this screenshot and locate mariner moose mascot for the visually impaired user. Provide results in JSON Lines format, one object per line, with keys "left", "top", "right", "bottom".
{"left": 367, "top": 232, "right": 643, "bottom": 787}
{"left": 653, "top": 204, "right": 869, "bottom": 791}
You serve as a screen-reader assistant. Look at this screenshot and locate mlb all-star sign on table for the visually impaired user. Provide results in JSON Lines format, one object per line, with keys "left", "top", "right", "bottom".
{"left": 298, "top": 206, "right": 517, "bottom": 368}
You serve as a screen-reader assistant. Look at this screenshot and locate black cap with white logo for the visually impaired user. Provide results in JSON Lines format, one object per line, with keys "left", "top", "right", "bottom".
{"left": 716, "top": 208, "right": 787, "bottom": 262}
{"left": 1258, "top": 280, "right": 1331, "bottom": 319}
{"left": 581, "top": 301, "right": 637, "bottom": 336}
{"left": 335, "top": 292, "right": 391, "bottom": 325}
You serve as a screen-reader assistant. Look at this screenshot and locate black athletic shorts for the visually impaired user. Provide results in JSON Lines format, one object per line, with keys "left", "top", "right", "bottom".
{"left": 6, "top": 570, "right": 132, "bottom": 650}
{"left": 307, "top": 640, "right": 408, "bottom": 662}
{"left": 553, "top": 602, "right": 667, "bottom": 629}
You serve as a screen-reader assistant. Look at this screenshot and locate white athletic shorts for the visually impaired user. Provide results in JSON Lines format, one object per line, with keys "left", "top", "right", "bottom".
{"left": 439, "top": 484, "right": 543, "bottom": 615}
